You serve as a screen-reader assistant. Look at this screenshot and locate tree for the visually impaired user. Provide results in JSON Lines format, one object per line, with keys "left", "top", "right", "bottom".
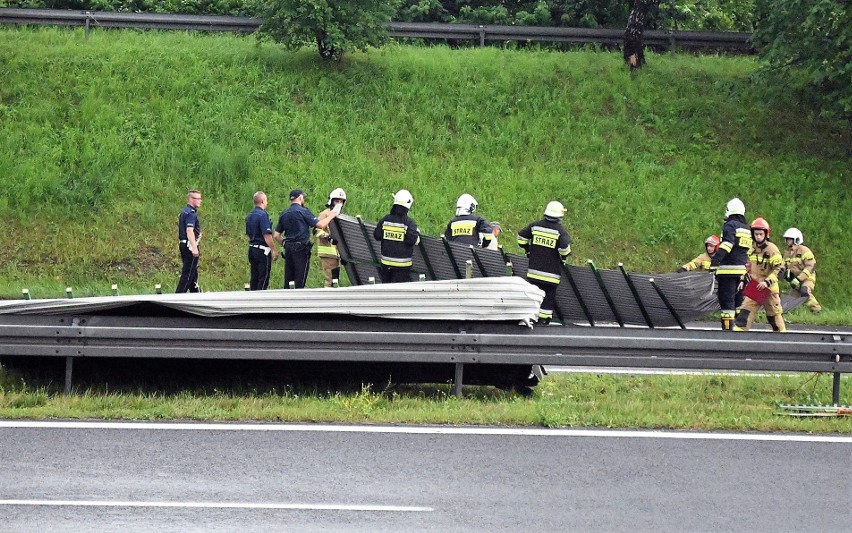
{"left": 752, "top": 0, "right": 851, "bottom": 118}
{"left": 624, "top": 0, "right": 661, "bottom": 69}
{"left": 255, "top": 0, "right": 401, "bottom": 60}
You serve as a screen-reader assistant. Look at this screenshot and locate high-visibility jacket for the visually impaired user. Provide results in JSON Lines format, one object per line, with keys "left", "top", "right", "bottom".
{"left": 517, "top": 218, "right": 572, "bottom": 284}
{"left": 682, "top": 252, "right": 713, "bottom": 272}
{"left": 783, "top": 243, "right": 817, "bottom": 284}
{"left": 445, "top": 214, "right": 493, "bottom": 247}
{"left": 315, "top": 208, "right": 339, "bottom": 259}
{"left": 373, "top": 205, "right": 421, "bottom": 268}
{"left": 747, "top": 240, "right": 783, "bottom": 292}
{"left": 711, "top": 214, "right": 750, "bottom": 276}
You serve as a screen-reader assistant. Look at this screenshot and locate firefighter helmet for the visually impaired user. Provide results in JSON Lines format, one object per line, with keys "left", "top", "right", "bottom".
{"left": 327, "top": 187, "right": 346, "bottom": 207}
{"left": 783, "top": 227, "right": 804, "bottom": 245}
{"left": 751, "top": 217, "right": 771, "bottom": 237}
{"left": 393, "top": 189, "right": 414, "bottom": 209}
{"left": 704, "top": 235, "right": 721, "bottom": 253}
{"left": 455, "top": 194, "right": 477, "bottom": 216}
{"left": 544, "top": 201, "right": 566, "bottom": 219}
{"left": 725, "top": 198, "right": 745, "bottom": 218}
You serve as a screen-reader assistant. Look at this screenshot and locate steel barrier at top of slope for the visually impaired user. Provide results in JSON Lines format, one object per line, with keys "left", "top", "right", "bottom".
{"left": 329, "top": 214, "right": 806, "bottom": 328}
{"left": 0, "top": 8, "right": 755, "bottom": 52}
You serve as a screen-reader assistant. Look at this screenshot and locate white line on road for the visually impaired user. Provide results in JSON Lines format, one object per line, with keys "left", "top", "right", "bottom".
{"left": 1, "top": 420, "right": 850, "bottom": 443}
{"left": 0, "top": 500, "right": 433, "bottom": 512}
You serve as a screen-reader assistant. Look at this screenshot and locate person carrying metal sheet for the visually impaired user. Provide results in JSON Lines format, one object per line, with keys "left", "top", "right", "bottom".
{"left": 274, "top": 189, "right": 337, "bottom": 289}
{"left": 445, "top": 193, "right": 494, "bottom": 248}
{"left": 246, "top": 191, "right": 278, "bottom": 291}
{"left": 176, "top": 189, "right": 203, "bottom": 293}
{"left": 315, "top": 188, "right": 347, "bottom": 287}
{"left": 373, "top": 189, "right": 420, "bottom": 283}
{"left": 678, "top": 235, "right": 720, "bottom": 272}
{"left": 709, "top": 198, "right": 750, "bottom": 330}
{"left": 781, "top": 227, "right": 821, "bottom": 313}
{"left": 517, "top": 201, "right": 572, "bottom": 325}
{"left": 733, "top": 217, "right": 786, "bottom": 332}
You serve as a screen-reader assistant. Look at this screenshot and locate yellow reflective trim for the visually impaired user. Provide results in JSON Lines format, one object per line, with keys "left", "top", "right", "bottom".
{"left": 317, "top": 245, "right": 338, "bottom": 257}
{"left": 719, "top": 242, "right": 733, "bottom": 252}
{"left": 382, "top": 227, "right": 405, "bottom": 242}
{"left": 716, "top": 266, "right": 747, "bottom": 275}
{"left": 527, "top": 272, "right": 560, "bottom": 284}
{"left": 381, "top": 258, "right": 413, "bottom": 267}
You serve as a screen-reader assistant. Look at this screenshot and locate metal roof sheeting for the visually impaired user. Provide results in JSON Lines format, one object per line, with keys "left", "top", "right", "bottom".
{"left": 0, "top": 278, "right": 544, "bottom": 322}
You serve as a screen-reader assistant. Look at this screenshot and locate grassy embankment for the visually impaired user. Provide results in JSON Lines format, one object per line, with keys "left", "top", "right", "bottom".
{"left": 0, "top": 28, "right": 850, "bottom": 430}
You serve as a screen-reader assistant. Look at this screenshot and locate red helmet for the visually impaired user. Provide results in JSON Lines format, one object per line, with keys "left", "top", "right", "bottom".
{"left": 704, "top": 235, "right": 720, "bottom": 253}
{"left": 750, "top": 217, "right": 771, "bottom": 236}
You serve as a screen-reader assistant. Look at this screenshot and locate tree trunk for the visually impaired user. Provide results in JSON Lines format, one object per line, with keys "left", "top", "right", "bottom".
{"left": 624, "top": 0, "right": 660, "bottom": 70}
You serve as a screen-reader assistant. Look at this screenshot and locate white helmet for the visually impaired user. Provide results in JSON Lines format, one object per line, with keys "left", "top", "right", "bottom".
{"left": 544, "top": 201, "right": 566, "bottom": 219}
{"left": 327, "top": 187, "right": 346, "bottom": 207}
{"left": 455, "top": 193, "right": 477, "bottom": 216}
{"left": 783, "top": 227, "right": 804, "bottom": 245}
{"left": 393, "top": 189, "right": 414, "bottom": 209}
{"left": 725, "top": 198, "right": 745, "bottom": 218}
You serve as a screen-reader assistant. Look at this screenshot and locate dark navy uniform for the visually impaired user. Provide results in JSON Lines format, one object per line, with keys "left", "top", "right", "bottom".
{"left": 373, "top": 205, "right": 421, "bottom": 283}
{"left": 246, "top": 206, "right": 274, "bottom": 291}
{"left": 517, "top": 218, "right": 572, "bottom": 324}
{"left": 275, "top": 203, "right": 320, "bottom": 288}
{"left": 445, "top": 214, "right": 493, "bottom": 247}
{"left": 710, "top": 214, "right": 750, "bottom": 330}
{"left": 176, "top": 204, "right": 201, "bottom": 293}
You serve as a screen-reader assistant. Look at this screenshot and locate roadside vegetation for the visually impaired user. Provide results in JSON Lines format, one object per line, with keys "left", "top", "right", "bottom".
{"left": 0, "top": 364, "right": 849, "bottom": 432}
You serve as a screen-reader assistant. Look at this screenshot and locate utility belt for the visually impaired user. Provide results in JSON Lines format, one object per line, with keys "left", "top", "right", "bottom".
{"left": 284, "top": 241, "right": 312, "bottom": 252}
{"left": 179, "top": 239, "right": 198, "bottom": 249}
{"left": 249, "top": 244, "right": 272, "bottom": 256}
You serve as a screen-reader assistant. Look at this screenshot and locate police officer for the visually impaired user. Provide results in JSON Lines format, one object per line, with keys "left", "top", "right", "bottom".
{"left": 733, "top": 217, "right": 785, "bottom": 332}
{"left": 176, "top": 189, "right": 202, "bottom": 293}
{"left": 709, "top": 198, "right": 750, "bottom": 330}
{"left": 445, "top": 193, "right": 493, "bottom": 248}
{"left": 246, "top": 191, "right": 278, "bottom": 291}
{"left": 373, "top": 189, "right": 420, "bottom": 283}
{"left": 274, "top": 189, "right": 337, "bottom": 289}
{"left": 316, "top": 188, "right": 346, "bottom": 287}
{"left": 517, "top": 201, "right": 572, "bottom": 325}
{"left": 678, "top": 235, "right": 720, "bottom": 272}
{"left": 782, "top": 227, "right": 822, "bottom": 313}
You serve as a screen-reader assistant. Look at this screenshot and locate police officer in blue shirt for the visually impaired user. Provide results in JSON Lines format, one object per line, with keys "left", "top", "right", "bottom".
{"left": 273, "top": 189, "right": 337, "bottom": 288}
{"left": 246, "top": 191, "right": 279, "bottom": 290}
{"left": 176, "top": 189, "right": 203, "bottom": 293}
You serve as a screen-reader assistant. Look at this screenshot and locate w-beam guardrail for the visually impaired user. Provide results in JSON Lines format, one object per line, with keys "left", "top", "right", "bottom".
{"left": 0, "top": 8, "right": 754, "bottom": 52}
{"left": 0, "top": 315, "right": 848, "bottom": 402}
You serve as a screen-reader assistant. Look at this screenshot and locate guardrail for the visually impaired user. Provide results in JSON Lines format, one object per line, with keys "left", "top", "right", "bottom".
{"left": 0, "top": 314, "right": 847, "bottom": 400}
{"left": 0, "top": 8, "right": 754, "bottom": 52}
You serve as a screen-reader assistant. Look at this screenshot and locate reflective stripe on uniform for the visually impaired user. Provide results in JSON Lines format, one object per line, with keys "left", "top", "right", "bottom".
{"left": 531, "top": 226, "right": 559, "bottom": 249}
{"left": 317, "top": 245, "right": 339, "bottom": 257}
{"left": 382, "top": 222, "right": 408, "bottom": 242}
{"left": 381, "top": 255, "right": 413, "bottom": 267}
{"left": 715, "top": 266, "right": 747, "bottom": 275}
{"left": 450, "top": 220, "right": 477, "bottom": 238}
{"left": 527, "top": 268, "right": 561, "bottom": 284}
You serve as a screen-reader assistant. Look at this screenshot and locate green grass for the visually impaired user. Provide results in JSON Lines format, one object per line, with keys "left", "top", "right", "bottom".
{"left": 0, "top": 27, "right": 849, "bottom": 321}
{"left": 1, "top": 365, "right": 849, "bottom": 432}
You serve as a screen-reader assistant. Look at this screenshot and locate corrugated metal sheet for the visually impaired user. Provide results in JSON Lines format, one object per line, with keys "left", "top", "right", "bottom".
{"left": 0, "top": 278, "right": 544, "bottom": 322}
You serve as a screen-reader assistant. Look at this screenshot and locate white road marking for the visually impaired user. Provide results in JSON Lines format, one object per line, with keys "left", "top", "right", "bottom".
{"left": 1, "top": 420, "right": 850, "bottom": 442}
{"left": 0, "top": 500, "right": 432, "bottom": 512}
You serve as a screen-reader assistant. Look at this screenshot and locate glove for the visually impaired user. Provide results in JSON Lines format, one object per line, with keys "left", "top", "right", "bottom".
{"left": 677, "top": 267, "right": 687, "bottom": 273}
{"left": 790, "top": 278, "right": 801, "bottom": 290}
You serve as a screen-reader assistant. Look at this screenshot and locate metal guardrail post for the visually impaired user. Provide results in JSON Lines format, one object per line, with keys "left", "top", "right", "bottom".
{"left": 505, "top": 261, "right": 513, "bottom": 276}
{"left": 618, "top": 263, "right": 654, "bottom": 328}
{"left": 469, "top": 246, "right": 488, "bottom": 277}
{"left": 155, "top": 284, "right": 162, "bottom": 294}
{"left": 356, "top": 215, "right": 383, "bottom": 279}
{"left": 465, "top": 260, "right": 473, "bottom": 279}
{"left": 833, "top": 371, "right": 841, "bottom": 406}
{"left": 454, "top": 363, "right": 464, "bottom": 397}
{"left": 649, "top": 278, "right": 686, "bottom": 329}
{"left": 441, "top": 236, "right": 463, "bottom": 279}
{"left": 561, "top": 264, "right": 594, "bottom": 327}
{"left": 65, "top": 287, "right": 73, "bottom": 299}
{"left": 64, "top": 356, "right": 73, "bottom": 394}
{"left": 22, "top": 288, "right": 30, "bottom": 300}
{"left": 478, "top": 25, "right": 485, "bottom": 47}
{"left": 588, "top": 260, "right": 623, "bottom": 327}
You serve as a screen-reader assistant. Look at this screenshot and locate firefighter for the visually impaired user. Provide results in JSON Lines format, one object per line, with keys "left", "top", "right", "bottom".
{"left": 373, "top": 189, "right": 420, "bottom": 283}
{"left": 445, "top": 193, "right": 494, "bottom": 248}
{"left": 709, "top": 198, "right": 750, "bottom": 330}
{"left": 315, "top": 188, "right": 346, "bottom": 287}
{"left": 733, "top": 217, "right": 785, "bottom": 332}
{"left": 781, "top": 227, "right": 822, "bottom": 313}
{"left": 517, "top": 201, "right": 572, "bottom": 325}
{"left": 678, "top": 235, "right": 720, "bottom": 272}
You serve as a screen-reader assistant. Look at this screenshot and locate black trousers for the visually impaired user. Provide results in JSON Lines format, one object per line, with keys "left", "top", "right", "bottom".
{"left": 380, "top": 265, "right": 412, "bottom": 284}
{"left": 716, "top": 274, "right": 741, "bottom": 312}
{"left": 528, "top": 277, "right": 558, "bottom": 320}
{"left": 248, "top": 246, "right": 272, "bottom": 290}
{"left": 176, "top": 244, "right": 200, "bottom": 293}
{"left": 284, "top": 242, "right": 312, "bottom": 288}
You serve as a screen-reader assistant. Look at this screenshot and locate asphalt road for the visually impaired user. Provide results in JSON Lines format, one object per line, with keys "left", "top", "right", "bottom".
{"left": 1, "top": 422, "right": 850, "bottom": 532}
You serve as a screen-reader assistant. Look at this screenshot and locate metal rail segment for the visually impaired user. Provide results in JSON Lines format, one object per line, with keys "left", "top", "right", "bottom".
{"left": 0, "top": 8, "right": 754, "bottom": 52}
{"left": 0, "top": 315, "right": 848, "bottom": 401}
